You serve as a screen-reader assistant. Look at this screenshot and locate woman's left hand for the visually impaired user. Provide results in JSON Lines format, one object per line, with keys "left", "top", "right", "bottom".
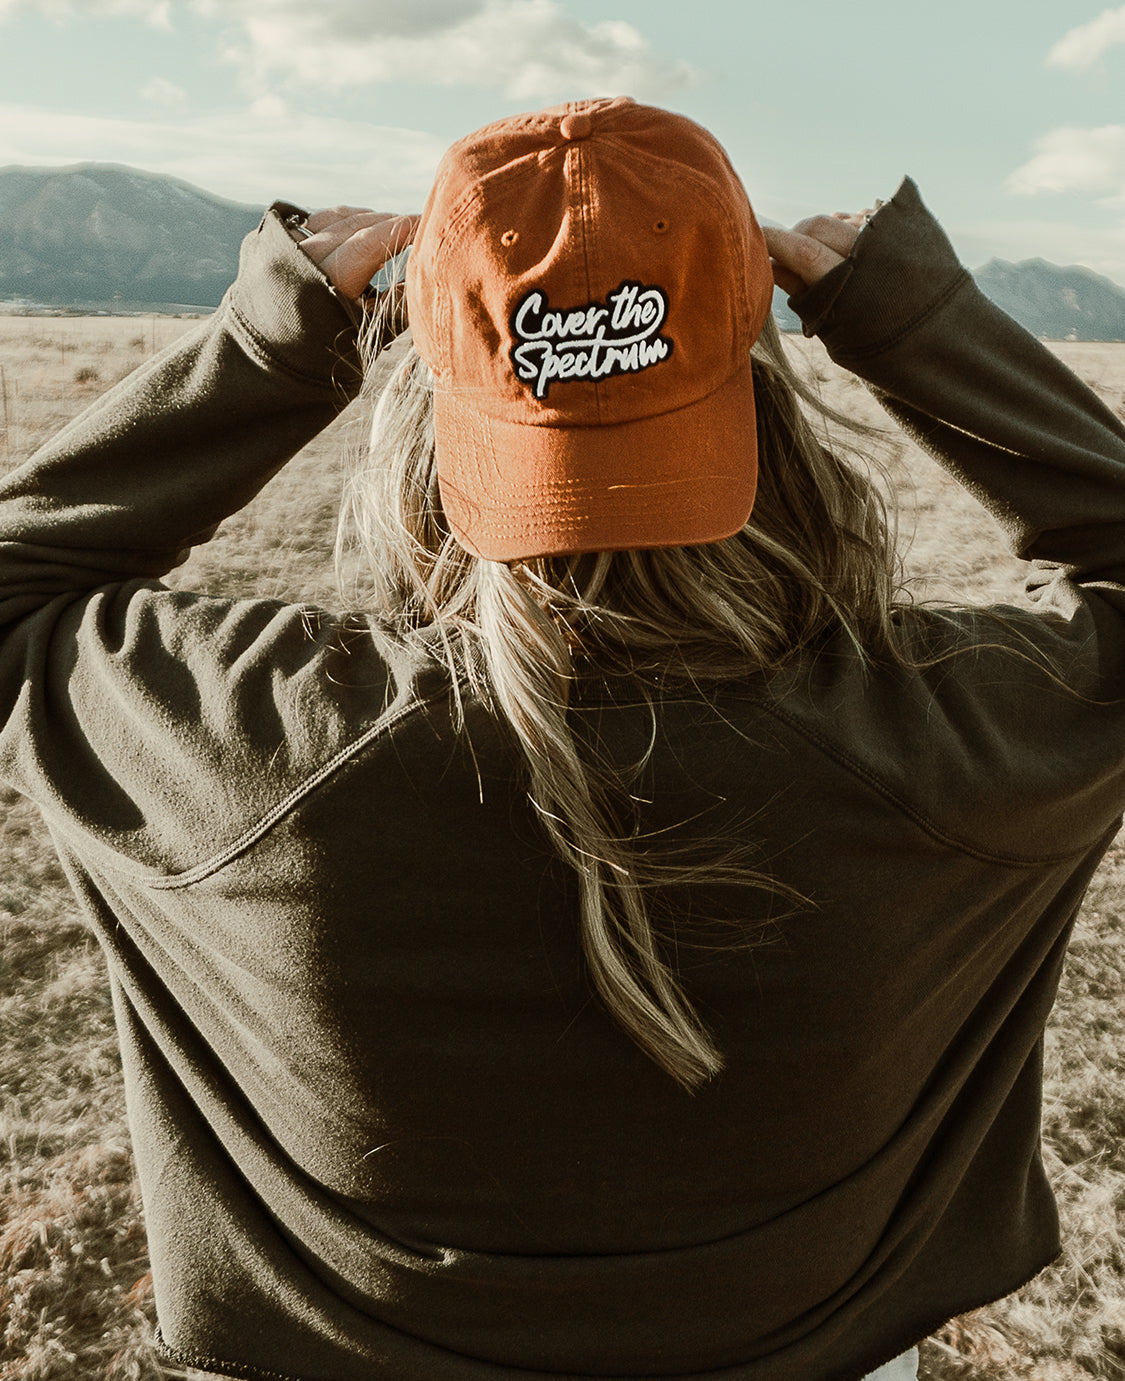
{"left": 763, "top": 212, "right": 866, "bottom": 297}
{"left": 296, "top": 207, "right": 421, "bottom": 301}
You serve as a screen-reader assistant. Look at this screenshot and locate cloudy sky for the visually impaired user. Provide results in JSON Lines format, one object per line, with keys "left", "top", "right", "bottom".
{"left": 2, "top": 0, "right": 1125, "bottom": 284}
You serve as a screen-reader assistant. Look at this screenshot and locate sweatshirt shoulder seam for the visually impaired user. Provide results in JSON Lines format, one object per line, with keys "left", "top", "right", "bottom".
{"left": 750, "top": 693, "right": 1091, "bottom": 868}
{"left": 69, "top": 685, "right": 454, "bottom": 890}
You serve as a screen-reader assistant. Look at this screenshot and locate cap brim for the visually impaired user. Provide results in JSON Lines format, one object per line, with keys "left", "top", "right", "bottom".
{"left": 433, "top": 359, "right": 759, "bottom": 560}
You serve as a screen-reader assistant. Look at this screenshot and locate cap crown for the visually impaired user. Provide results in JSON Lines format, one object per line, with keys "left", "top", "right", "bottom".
{"left": 408, "top": 97, "right": 772, "bottom": 431}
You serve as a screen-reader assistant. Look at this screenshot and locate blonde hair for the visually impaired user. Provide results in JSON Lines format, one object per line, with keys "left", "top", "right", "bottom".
{"left": 337, "top": 313, "right": 905, "bottom": 1090}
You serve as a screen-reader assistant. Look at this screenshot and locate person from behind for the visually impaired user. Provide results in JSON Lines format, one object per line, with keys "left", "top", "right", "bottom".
{"left": 1, "top": 96, "right": 1125, "bottom": 1381}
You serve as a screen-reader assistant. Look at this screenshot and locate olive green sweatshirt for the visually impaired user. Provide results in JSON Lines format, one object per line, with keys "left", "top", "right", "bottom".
{"left": 1, "top": 179, "right": 1124, "bottom": 1381}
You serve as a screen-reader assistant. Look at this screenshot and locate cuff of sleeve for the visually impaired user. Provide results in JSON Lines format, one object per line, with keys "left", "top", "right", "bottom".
{"left": 787, "top": 176, "right": 971, "bottom": 363}
{"left": 224, "top": 201, "right": 365, "bottom": 396}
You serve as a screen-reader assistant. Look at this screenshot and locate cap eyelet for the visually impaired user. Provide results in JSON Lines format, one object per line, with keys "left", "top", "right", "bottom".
{"left": 652, "top": 219, "right": 670, "bottom": 234}
{"left": 501, "top": 229, "right": 519, "bottom": 247}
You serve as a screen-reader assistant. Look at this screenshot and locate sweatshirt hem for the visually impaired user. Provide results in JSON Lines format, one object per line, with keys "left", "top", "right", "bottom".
{"left": 153, "top": 1248, "right": 1063, "bottom": 1381}
{"left": 155, "top": 1328, "right": 299, "bottom": 1381}
{"left": 838, "top": 1244, "right": 1062, "bottom": 1381}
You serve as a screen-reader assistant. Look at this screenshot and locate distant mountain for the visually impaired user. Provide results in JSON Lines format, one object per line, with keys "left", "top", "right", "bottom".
{"left": 771, "top": 289, "right": 803, "bottom": 336}
{"left": 3, "top": 164, "right": 1125, "bottom": 339}
{"left": 973, "top": 258, "right": 1125, "bottom": 342}
{"left": 772, "top": 255, "right": 1125, "bottom": 340}
{"left": 0, "top": 163, "right": 263, "bottom": 309}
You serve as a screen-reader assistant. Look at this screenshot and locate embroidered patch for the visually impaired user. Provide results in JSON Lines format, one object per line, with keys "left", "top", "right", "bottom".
{"left": 509, "top": 282, "right": 673, "bottom": 400}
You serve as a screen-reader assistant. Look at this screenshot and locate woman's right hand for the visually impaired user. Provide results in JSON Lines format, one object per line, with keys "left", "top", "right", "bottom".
{"left": 296, "top": 207, "right": 420, "bottom": 302}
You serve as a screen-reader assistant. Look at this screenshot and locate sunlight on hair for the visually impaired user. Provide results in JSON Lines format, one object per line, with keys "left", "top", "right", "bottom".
{"left": 334, "top": 319, "right": 959, "bottom": 1088}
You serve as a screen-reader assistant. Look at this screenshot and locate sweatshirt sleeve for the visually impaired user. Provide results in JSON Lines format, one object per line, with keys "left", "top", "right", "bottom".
{"left": 0, "top": 205, "right": 388, "bottom": 873}
{"left": 789, "top": 177, "right": 1125, "bottom": 615}
{"left": 0, "top": 203, "right": 364, "bottom": 627}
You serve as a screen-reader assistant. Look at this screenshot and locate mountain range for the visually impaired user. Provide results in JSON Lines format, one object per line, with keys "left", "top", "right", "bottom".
{"left": 0, "top": 163, "right": 261, "bottom": 310}
{"left": 3, "top": 163, "right": 1125, "bottom": 341}
{"left": 771, "top": 253, "right": 1125, "bottom": 342}
{"left": 972, "top": 258, "right": 1125, "bottom": 343}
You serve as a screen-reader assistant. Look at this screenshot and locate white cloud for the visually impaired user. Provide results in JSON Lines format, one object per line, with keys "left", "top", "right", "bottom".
{"left": 1007, "top": 125, "right": 1125, "bottom": 197}
{"left": 141, "top": 76, "right": 187, "bottom": 106}
{"left": 0, "top": 0, "right": 171, "bottom": 24}
{"left": 958, "top": 216, "right": 1125, "bottom": 287}
{"left": 0, "top": 0, "right": 696, "bottom": 100}
{"left": 1047, "top": 5, "right": 1125, "bottom": 72}
{"left": 0, "top": 101, "right": 446, "bottom": 209}
{"left": 1001, "top": 126, "right": 1125, "bottom": 286}
{"left": 192, "top": 0, "right": 487, "bottom": 39}
{"left": 203, "top": 0, "right": 697, "bottom": 102}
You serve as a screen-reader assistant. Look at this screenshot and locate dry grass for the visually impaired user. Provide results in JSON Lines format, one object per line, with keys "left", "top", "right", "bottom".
{"left": 0, "top": 316, "right": 1123, "bottom": 1379}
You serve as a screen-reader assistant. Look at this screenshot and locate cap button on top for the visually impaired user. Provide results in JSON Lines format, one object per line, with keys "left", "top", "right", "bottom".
{"left": 559, "top": 112, "right": 593, "bottom": 141}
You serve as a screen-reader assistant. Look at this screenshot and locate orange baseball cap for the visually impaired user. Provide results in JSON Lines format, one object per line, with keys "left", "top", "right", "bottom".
{"left": 406, "top": 96, "right": 774, "bottom": 561}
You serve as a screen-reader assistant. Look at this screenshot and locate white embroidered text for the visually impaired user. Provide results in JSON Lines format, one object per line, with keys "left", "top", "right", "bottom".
{"left": 510, "top": 282, "right": 673, "bottom": 399}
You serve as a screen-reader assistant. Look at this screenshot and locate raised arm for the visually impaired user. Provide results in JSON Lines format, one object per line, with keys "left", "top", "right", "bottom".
{"left": 0, "top": 205, "right": 414, "bottom": 628}
{"left": 769, "top": 179, "right": 1125, "bottom": 614}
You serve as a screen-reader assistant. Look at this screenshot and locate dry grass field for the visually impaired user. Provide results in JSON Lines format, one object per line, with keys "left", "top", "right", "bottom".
{"left": 0, "top": 313, "right": 1123, "bottom": 1380}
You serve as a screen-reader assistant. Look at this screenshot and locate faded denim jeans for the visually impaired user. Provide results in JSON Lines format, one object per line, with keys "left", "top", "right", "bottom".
{"left": 862, "top": 1346, "right": 921, "bottom": 1380}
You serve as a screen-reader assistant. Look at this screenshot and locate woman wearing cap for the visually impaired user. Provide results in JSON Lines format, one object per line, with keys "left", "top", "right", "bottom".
{"left": 1, "top": 97, "right": 1123, "bottom": 1381}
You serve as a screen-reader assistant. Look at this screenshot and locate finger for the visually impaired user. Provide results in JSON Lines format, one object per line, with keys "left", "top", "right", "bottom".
{"left": 768, "top": 261, "right": 809, "bottom": 298}
{"left": 317, "top": 214, "right": 421, "bottom": 300}
{"left": 790, "top": 213, "right": 861, "bottom": 258}
{"left": 762, "top": 224, "right": 847, "bottom": 292}
{"left": 304, "top": 206, "right": 387, "bottom": 233}
{"left": 299, "top": 211, "right": 404, "bottom": 266}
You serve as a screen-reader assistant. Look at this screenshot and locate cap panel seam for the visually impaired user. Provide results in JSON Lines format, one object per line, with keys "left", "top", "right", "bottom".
{"left": 436, "top": 144, "right": 571, "bottom": 251}
{"left": 589, "top": 142, "right": 755, "bottom": 340}
{"left": 572, "top": 141, "right": 602, "bottom": 425}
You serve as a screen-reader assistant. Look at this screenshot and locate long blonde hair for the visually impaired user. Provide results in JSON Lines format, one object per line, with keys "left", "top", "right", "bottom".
{"left": 337, "top": 313, "right": 905, "bottom": 1090}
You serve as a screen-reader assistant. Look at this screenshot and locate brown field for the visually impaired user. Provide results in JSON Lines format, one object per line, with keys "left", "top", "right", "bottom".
{"left": 0, "top": 315, "right": 1124, "bottom": 1380}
